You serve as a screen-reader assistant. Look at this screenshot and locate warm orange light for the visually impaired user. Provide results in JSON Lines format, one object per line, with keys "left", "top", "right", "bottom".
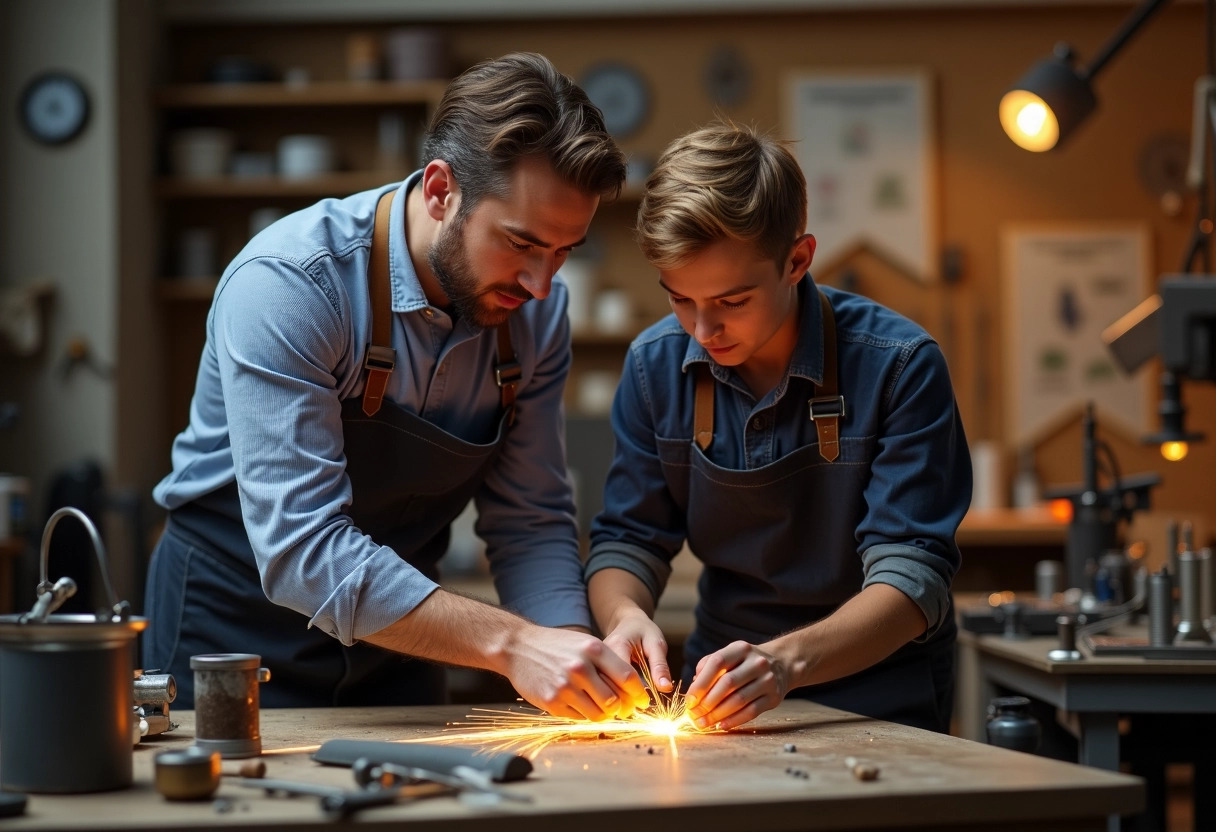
{"left": 1048, "top": 498, "right": 1073, "bottom": 524}
{"left": 999, "top": 90, "right": 1060, "bottom": 152}
{"left": 1160, "top": 441, "right": 1189, "bottom": 462}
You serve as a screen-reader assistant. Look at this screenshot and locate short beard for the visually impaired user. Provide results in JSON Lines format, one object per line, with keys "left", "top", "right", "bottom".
{"left": 428, "top": 212, "right": 519, "bottom": 329}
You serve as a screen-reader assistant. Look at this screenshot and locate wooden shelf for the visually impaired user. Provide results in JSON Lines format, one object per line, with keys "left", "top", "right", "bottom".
{"left": 157, "top": 172, "right": 406, "bottom": 199}
{"left": 571, "top": 332, "right": 635, "bottom": 348}
{"left": 157, "top": 277, "right": 219, "bottom": 301}
{"left": 155, "top": 80, "right": 447, "bottom": 108}
{"left": 957, "top": 505, "right": 1069, "bottom": 547}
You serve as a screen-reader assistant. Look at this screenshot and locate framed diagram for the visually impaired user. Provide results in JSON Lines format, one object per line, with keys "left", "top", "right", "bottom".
{"left": 784, "top": 70, "right": 936, "bottom": 282}
{"left": 1002, "top": 223, "right": 1153, "bottom": 447}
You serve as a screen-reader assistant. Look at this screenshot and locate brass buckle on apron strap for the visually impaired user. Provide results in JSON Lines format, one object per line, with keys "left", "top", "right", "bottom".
{"left": 362, "top": 186, "right": 518, "bottom": 424}
{"left": 691, "top": 288, "right": 843, "bottom": 462}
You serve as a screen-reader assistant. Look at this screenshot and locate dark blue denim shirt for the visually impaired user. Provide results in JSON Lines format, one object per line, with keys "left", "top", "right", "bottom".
{"left": 587, "top": 279, "right": 972, "bottom": 641}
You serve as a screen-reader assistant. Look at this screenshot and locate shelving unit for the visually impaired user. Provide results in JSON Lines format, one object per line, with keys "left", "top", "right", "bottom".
{"left": 151, "top": 24, "right": 659, "bottom": 431}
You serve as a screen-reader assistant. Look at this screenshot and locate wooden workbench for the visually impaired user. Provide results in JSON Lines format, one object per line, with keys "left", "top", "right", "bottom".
{"left": 2, "top": 700, "right": 1140, "bottom": 832}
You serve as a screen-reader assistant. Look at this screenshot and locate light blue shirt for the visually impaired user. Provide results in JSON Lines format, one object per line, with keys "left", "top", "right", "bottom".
{"left": 154, "top": 172, "right": 589, "bottom": 645}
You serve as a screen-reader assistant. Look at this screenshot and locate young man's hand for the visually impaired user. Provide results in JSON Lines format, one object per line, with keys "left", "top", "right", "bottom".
{"left": 503, "top": 626, "right": 651, "bottom": 721}
{"left": 603, "top": 609, "right": 673, "bottom": 695}
{"left": 684, "top": 641, "right": 791, "bottom": 730}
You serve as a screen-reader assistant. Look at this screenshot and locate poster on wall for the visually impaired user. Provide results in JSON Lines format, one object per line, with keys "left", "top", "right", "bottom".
{"left": 1002, "top": 223, "right": 1153, "bottom": 448}
{"left": 784, "top": 70, "right": 936, "bottom": 281}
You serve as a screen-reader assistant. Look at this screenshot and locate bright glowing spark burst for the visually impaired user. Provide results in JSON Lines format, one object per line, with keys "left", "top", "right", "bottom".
{"left": 411, "top": 657, "right": 711, "bottom": 759}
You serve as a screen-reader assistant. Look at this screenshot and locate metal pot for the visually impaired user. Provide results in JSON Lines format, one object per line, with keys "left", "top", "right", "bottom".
{"left": 0, "top": 507, "right": 147, "bottom": 793}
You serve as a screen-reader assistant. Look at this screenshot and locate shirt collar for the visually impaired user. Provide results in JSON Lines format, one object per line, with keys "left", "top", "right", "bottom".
{"left": 679, "top": 275, "right": 825, "bottom": 388}
{"left": 388, "top": 170, "right": 431, "bottom": 314}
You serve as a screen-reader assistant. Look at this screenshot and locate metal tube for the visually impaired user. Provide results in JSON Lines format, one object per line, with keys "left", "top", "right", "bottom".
{"left": 1148, "top": 570, "right": 1174, "bottom": 647}
{"left": 1176, "top": 552, "right": 1213, "bottom": 643}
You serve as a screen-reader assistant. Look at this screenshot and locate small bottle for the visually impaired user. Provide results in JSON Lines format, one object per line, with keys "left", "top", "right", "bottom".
{"left": 1012, "top": 447, "right": 1040, "bottom": 509}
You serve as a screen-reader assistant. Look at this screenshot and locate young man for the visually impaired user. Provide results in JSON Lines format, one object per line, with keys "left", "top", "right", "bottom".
{"left": 587, "top": 123, "right": 971, "bottom": 733}
{"left": 144, "top": 53, "right": 650, "bottom": 720}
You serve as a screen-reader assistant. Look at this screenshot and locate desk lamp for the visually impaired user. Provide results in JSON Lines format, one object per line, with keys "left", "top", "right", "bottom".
{"left": 1003, "top": 0, "right": 1216, "bottom": 460}
{"left": 999, "top": 0, "right": 1172, "bottom": 151}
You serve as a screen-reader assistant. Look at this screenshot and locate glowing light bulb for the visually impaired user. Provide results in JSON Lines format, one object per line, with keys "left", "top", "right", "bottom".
{"left": 999, "top": 90, "right": 1060, "bottom": 152}
{"left": 1016, "top": 102, "right": 1048, "bottom": 137}
{"left": 1160, "top": 441, "right": 1189, "bottom": 462}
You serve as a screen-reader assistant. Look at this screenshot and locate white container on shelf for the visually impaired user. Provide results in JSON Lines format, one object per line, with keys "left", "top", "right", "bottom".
{"left": 277, "top": 135, "right": 334, "bottom": 180}
{"left": 560, "top": 258, "right": 597, "bottom": 334}
{"left": 594, "top": 289, "right": 634, "bottom": 335}
{"left": 169, "top": 129, "right": 234, "bottom": 180}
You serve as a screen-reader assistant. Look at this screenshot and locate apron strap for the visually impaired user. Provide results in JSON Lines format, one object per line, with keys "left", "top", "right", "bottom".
{"left": 693, "top": 363, "right": 715, "bottom": 451}
{"left": 808, "top": 290, "right": 845, "bottom": 463}
{"left": 362, "top": 187, "right": 518, "bottom": 423}
{"left": 362, "top": 190, "right": 397, "bottom": 417}
{"left": 691, "top": 289, "right": 844, "bottom": 462}
{"left": 495, "top": 323, "right": 520, "bottom": 427}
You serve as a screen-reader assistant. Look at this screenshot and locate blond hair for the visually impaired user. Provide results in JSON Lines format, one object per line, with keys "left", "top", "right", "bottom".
{"left": 637, "top": 122, "right": 807, "bottom": 270}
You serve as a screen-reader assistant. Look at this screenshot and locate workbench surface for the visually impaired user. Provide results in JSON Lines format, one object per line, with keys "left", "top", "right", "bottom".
{"left": 2, "top": 700, "right": 1141, "bottom": 832}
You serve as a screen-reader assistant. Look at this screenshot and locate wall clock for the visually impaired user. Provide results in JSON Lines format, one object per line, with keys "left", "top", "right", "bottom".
{"left": 581, "top": 62, "right": 650, "bottom": 139}
{"left": 19, "top": 72, "right": 91, "bottom": 146}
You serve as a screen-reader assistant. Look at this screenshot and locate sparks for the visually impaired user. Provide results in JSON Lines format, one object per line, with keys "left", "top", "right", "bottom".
{"left": 411, "top": 655, "right": 711, "bottom": 758}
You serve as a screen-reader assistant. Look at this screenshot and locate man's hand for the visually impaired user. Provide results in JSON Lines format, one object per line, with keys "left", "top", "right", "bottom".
{"left": 503, "top": 625, "right": 652, "bottom": 721}
{"left": 684, "top": 640, "right": 791, "bottom": 731}
{"left": 603, "top": 608, "right": 673, "bottom": 694}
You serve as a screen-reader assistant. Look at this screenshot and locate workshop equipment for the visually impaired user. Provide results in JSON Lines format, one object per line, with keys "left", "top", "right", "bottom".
{"left": 0, "top": 507, "right": 146, "bottom": 793}
{"left": 133, "top": 670, "right": 178, "bottom": 740}
{"left": 190, "top": 653, "right": 270, "bottom": 758}
{"left": 314, "top": 738, "right": 532, "bottom": 782}
{"left": 986, "top": 696, "right": 1041, "bottom": 753}
{"left": 154, "top": 747, "right": 221, "bottom": 801}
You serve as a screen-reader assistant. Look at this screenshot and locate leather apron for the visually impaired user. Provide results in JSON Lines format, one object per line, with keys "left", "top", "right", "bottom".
{"left": 143, "top": 190, "right": 520, "bottom": 708}
{"left": 662, "top": 291, "right": 956, "bottom": 732}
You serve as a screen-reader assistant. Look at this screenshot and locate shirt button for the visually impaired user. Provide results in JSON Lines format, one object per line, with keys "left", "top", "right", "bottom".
{"left": 422, "top": 308, "right": 434, "bottom": 319}
{"left": 751, "top": 416, "right": 765, "bottom": 431}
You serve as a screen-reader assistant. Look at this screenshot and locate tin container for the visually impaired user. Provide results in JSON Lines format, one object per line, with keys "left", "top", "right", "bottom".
{"left": 0, "top": 508, "right": 146, "bottom": 792}
{"left": 191, "top": 653, "right": 270, "bottom": 758}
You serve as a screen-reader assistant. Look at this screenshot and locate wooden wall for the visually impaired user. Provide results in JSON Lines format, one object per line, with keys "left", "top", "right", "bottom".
{"left": 165, "top": 3, "right": 1214, "bottom": 542}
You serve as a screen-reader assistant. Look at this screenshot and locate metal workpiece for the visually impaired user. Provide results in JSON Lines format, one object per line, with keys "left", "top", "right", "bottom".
{"left": 352, "top": 758, "right": 532, "bottom": 805}
{"left": 1175, "top": 551, "right": 1213, "bottom": 644}
{"left": 1048, "top": 614, "right": 1084, "bottom": 661}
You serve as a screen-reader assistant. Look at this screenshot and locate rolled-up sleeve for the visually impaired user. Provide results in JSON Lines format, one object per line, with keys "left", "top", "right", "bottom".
{"left": 474, "top": 281, "right": 589, "bottom": 629}
{"left": 856, "top": 339, "right": 972, "bottom": 639}
{"left": 213, "top": 258, "right": 439, "bottom": 646}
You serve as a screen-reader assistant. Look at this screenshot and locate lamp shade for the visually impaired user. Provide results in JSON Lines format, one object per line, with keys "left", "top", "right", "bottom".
{"left": 999, "top": 56, "right": 1097, "bottom": 151}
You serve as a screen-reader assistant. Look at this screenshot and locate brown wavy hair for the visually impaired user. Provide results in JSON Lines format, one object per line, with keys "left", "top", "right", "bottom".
{"left": 422, "top": 52, "right": 626, "bottom": 216}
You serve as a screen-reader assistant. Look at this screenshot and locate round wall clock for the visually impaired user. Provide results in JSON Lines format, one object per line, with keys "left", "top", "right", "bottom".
{"left": 581, "top": 62, "right": 650, "bottom": 139}
{"left": 19, "top": 72, "right": 91, "bottom": 146}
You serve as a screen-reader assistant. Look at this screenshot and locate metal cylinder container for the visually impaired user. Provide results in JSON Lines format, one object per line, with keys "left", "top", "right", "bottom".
{"left": 1199, "top": 548, "right": 1214, "bottom": 633}
{"left": 191, "top": 653, "right": 270, "bottom": 758}
{"left": 1148, "top": 570, "right": 1174, "bottom": 648}
{"left": 1034, "top": 560, "right": 1062, "bottom": 602}
{"left": 1175, "top": 552, "right": 1212, "bottom": 644}
{"left": 0, "top": 508, "right": 146, "bottom": 793}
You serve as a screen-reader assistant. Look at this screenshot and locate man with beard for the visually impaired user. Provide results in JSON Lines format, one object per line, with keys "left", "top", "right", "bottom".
{"left": 143, "top": 53, "right": 651, "bottom": 719}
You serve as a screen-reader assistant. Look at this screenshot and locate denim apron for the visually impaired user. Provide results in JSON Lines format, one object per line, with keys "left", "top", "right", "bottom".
{"left": 661, "top": 291, "right": 955, "bottom": 732}
{"left": 143, "top": 191, "right": 520, "bottom": 708}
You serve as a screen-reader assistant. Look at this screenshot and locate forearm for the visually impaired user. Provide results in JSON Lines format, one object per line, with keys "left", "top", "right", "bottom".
{"left": 588, "top": 567, "right": 657, "bottom": 634}
{"left": 361, "top": 588, "right": 534, "bottom": 676}
{"left": 765, "top": 584, "right": 927, "bottom": 690}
